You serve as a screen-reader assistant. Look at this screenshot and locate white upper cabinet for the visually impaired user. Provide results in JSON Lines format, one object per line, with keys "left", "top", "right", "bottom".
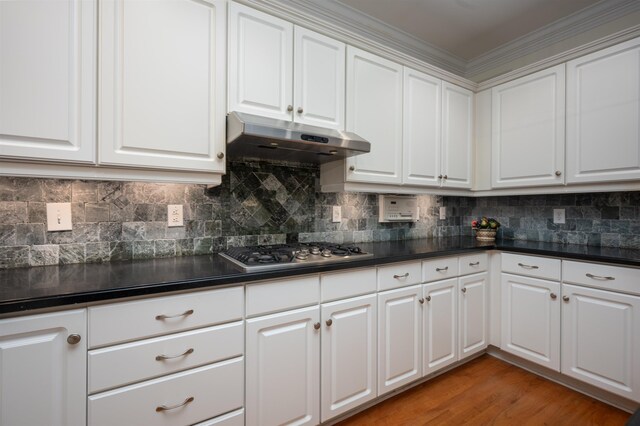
{"left": 491, "top": 65, "right": 565, "bottom": 188}
{"left": 346, "top": 47, "right": 403, "bottom": 184}
{"left": 99, "top": 0, "right": 226, "bottom": 173}
{"left": 566, "top": 37, "right": 640, "bottom": 184}
{"left": 228, "top": 2, "right": 293, "bottom": 121}
{"left": 402, "top": 68, "right": 442, "bottom": 187}
{"left": 228, "top": 4, "right": 345, "bottom": 129}
{"left": 442, "top": 82, "right": 473, "bottom": 189}
{"left": 294, "top": 27, "right": 345, "bottom": 129}
{"left": 0, "top": 0, "right": 96, "bottom": 163}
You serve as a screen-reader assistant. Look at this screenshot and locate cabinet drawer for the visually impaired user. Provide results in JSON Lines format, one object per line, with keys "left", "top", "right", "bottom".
{"left": 89, "top": 287, "right": 243, "bottom": 348}
{"left": 562, "top": 261, "right": 640, "bottom": 296}
{"left": 459, "top": 253, "right": 488, "bottom": 276}
{"left": 321, "top": 268, "right": 376, "bottom": 302}
{"left": 88, "top": 357, "right": 243, "bottom": 426}
{"left": 88, "top": 321, "right": 243, "bottom": 394}
{"left": 194, "top": 408, "right": 244, "bottom": 426}
{"left": 501, "top": 253, "right": 560, "bottom": 281}
{"left": 422, "top": 257, "right": 459, "bottom": 283}
{"left": 378, "top": 261, "right": 422, "bottom": 291}
{"left": 246, "top": 275, "right": 319, "bottom": 317}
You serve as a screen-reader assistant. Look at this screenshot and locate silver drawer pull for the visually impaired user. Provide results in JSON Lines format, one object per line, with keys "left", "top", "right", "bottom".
{"left": 469, "top": 262, "right": 480, "bottom": 266}
{"left": 435, "top": 267, "right": 448, "bottom": 272}
{"left": 155, "top": 309, "right": 194, "bottom": 320}
{"left": 155, "top": 348, "right": 194, "bottom": 361}
{"left": 156, "top": 396, "right": 194, "bottom": 412}
{"left": 517, "top": 263, "right": 539, "bottom": 270}
{"left": 586, "top": 273, "right": 615, "bottom": 281}
{"left": 393, "top": 273, "right": 409, "bottom": 279}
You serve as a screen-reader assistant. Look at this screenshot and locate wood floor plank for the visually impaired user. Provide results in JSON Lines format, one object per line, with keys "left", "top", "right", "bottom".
{"left": 337, "top": 355, "right": 631, "bottom": 426}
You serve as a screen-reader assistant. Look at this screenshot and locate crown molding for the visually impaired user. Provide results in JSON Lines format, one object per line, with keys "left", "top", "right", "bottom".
{"left": 466, "top": 0, "right": 640, "bottom": 79}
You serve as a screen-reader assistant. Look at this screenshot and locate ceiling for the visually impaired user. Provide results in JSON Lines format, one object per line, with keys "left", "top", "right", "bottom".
{"left": 336, "top": 0, "right": 603, "bottom": 60}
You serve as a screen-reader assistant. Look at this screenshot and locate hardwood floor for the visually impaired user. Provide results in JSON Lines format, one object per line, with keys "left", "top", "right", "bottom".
{"left": 337, "top": 355, "right": 631, "bottom": 426}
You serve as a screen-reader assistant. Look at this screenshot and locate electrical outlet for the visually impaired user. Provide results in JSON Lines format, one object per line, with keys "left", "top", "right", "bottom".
{"left": 553, "top": 208, "right": 565, "bottom": 224}
{"left": 168, "top": 204, "right": 184, "bottom": 227}
{"left": 332, "top": 206, "right": 342, "bottom": 223}
{"left": 46, "top": 203, "right": 72, "bottom": 231}
{"left": 439, "top": 206, "right": 446, "bottom": 220}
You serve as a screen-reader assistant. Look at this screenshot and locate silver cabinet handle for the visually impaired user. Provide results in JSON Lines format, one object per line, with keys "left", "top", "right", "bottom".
{"left": 435, "top": 266, "right": 448, "bottom": 272}
{"left": 418, "top": 298, "right": 425, "bottom": 304}
{"left": 217, "top": 152, "right": 224, "bottom": 159}
{"left": 314, "top": 322, "right": 321, "bottom": 330}
{"left": 297, "top": 107, "right": 303, "bottom": 114}
{"left": 517, "top": 263, "right": 539, "bottom": 270}
{"left": 586, "top": 273, "right": 615, "bottom": 281}
{"left": 563, "top": 295, "right": 570, "bottom": 302}
{"left": 469, "top": 262, "right": 480, "bottom": 266}
{"left": 156, "top": 396, "right": 194, "bottom": 412}
{"left": 349, "top": 165, "right": 355, "bottom": 171}
{"left": 326, "top": 319, "right": 333, "bottom": 327}
{"left": 393, "top": 273, "right": 409, "bottom": 279}
{"left": 425, "top": 295, "right": 431, "bottom": 302}
{"left": 438, "top": 174, "right": 443, "bottom": 179}
{"left": 67, "top": 334, "right": 81, "bottom": 345}
{"left": 155, "top": 348, "right": 194, "bottom": 361}
{"left": 555, "top": 170, "right": 562, "bottom": 176}
{"left": 287, "top": 105, "right": 293, "bottom": 112}
{"left": 156, "top": 309, "right": 194, "bottom": 320}
{"left": 443, "top": 175, "right": 448, "bottom": 179}
{"left": 550, "top": 293, "right": 557, "bottom": 300}
{"left": 461, "top": 287, "right": 467, "bottom": 293}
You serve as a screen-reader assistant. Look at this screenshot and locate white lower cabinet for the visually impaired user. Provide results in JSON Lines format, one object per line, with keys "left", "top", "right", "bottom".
{"left": 246, "top": 305, "right": 320, "bottom": 426}
{"left": 501, "top": 273, "right": 561, "bottom": 371}
{"left": 561, "top": 283, "right": 640, "bottom": 402}
{"left": 321, "top": 294, "right": 377, "bottom": 422}
{"left": 377, "top": 285, "right": 422, "bottom": 395}
{"left": 0, "top": 310, "right": 86, "bottom": 426}
{"left": 458, "top": 273, "right": 489, "bottom": 360}
{"left": 423, "top": 278, "right": 458, "bottom": 375}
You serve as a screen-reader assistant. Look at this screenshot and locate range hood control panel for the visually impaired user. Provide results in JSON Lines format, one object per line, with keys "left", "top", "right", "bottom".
{"left": 378, "top": 195, "right": 419, "bottom": 222}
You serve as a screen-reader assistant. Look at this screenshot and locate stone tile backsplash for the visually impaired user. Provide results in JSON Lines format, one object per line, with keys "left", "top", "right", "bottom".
{"left": 0, "top": 161, "right": 638, "bottom": 269}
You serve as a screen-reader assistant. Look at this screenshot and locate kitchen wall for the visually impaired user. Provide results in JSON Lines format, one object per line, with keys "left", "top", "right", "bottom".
{"left": 1, "top": 162, "right": 638, "bottom": 269}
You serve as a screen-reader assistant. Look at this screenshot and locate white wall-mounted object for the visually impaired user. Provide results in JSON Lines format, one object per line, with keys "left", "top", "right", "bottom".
{"left": 553, "top": 209, "right": 565, "bottom": 224}
{"left": 167, "top": 205, "right": 184, "bottom": 227}
{"left": 378, "top": 195, "right": 419, "bottom": 223}
{"left": 332, "top": 206, "right": 342, "bottom": 223}
{"left": 46, "top": 203, "right": 73, "bottom": 231}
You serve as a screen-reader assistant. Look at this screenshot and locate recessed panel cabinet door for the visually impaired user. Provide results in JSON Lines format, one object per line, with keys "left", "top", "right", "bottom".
{"left": 562, "top": 284, "right": 640, "bottom": 402}
{"left": 346, "top": 47, "right": 403, "bottom": 185}
{"left": 228, "top": 2, "right": 293, "bottom": 121}
{"left": 246, "top": 306, "right": 320, "bottom": 426}
{"left": 99, "top": 0, "right": 226, "bottom": 172}
{"left": 492, "top": 64, "right": 565, "bottom": 188}
{"left": 402, "top": 68, "right": 442, "bottom": 186}
{"left": 566, "top": 37, "right": 640, "bottom": 183}
{"left": 501, "top": 273, "right": 560, "bottom": 371}
{"left": 321, "top": 294, "right": 377, "bottom": 422}
{"left": 458, "top": 273, "right": 488, "bottom": 360}
{"left": 441, "top": 82, "right": 473, "bottom": 189}
{"left": 0, "top": 0, "right": 96, "bottom": 163}
{"left": 423, "top": 278, "right": 458, "bottom": 375}
{"left": 0, "top": 310, "right": 86, "bottom": 426}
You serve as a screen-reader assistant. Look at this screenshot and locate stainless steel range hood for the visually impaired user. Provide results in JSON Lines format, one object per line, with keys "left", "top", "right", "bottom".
{"left": 226, "top": 111, "right": 370, "bottom": 163}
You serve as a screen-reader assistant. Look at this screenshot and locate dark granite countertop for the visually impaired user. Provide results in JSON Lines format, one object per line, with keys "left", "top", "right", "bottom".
{"left": 1, "top": 237, "right": 639, "bottom": 314}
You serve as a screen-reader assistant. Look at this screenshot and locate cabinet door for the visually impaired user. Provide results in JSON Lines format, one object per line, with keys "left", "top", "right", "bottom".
{"left": 501, "top": 273, "right": 560, "bottom": 371}
{"left": 423, "top": 278, "right": 458, "bottom": 375}
{"left": 246, "top": 306, "right": 320, "bottom": 426}
{"left": 0, "top": 310, "right": 86, "bottom": 426}
{"left": 378, "top": 285, "right": 422, "bottom": 396}
{"left": 345, "top": 47, "right": 403, "bottom": 185}
{"left": 228, "top": 2, "right": 293, "bottom": 121}
{"left": 321, "top": 294, "right": 376, "bottom": 422}
{"left": 294, "top": 27, "right": 345, "bottom": 130}
{"left": 441, "top": 82, "right": 473, "bottom": 189}
{"left": 99, "top": 0, "right": 226, "bottom": 173}
{"left": 491, "top": 65, "right": 565, "bottom": 188}
{"left": 562, "top": 284, "right": 640, "bottom": 402}
{"left": 402, "top": 68, "right": 442, "bottom": 186}
{"left": 566, "top": 38, "right": 640, "bottom": 183}
{"left": 0, "top": 0, "right": 95, "bottom": 163}
{"left": 459, "top": 273, "right": 488, "bottom": 360}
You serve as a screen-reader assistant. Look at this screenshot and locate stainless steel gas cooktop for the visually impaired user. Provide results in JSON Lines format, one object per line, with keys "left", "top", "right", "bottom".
{"left": 219, "top": 243, "right": 373, "bottom": 272}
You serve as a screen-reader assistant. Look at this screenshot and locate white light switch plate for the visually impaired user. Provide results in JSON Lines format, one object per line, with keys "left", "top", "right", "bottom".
{"left": 168, "top": 205, "right": 184, "bottom": 227}
{"left": 332, "top": 206, "right": 342, "bottom": 223}
{"left": 439, "top": 207, "right": 446, "bottom": 220}
{"left": 553, "top": 208, "right": 565, "bottom": 224}
{"left": 46, "top": 203, "right": 72, "bottom": 231}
